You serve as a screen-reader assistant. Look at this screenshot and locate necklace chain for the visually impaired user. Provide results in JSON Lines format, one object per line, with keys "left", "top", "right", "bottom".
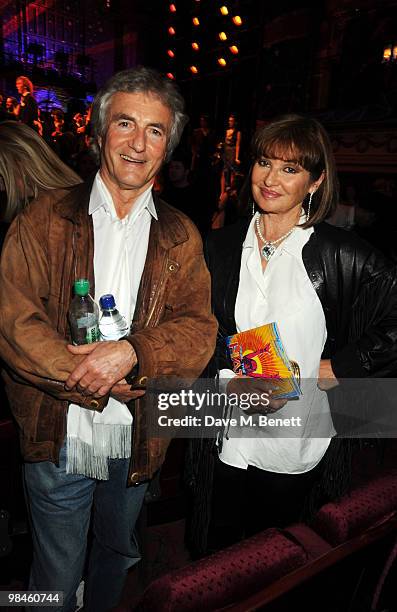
{"left": 255, "top": 212, "right": 296, "bottom": 261}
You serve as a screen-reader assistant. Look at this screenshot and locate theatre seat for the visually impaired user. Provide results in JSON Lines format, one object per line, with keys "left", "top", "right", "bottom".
{"left": 138, "top": 470, "right": 397, "bottom": 612}
{"left": 313, "top": 469, "right": 397, "bottom": 545}
{"left": 138, "top": 528, "right": 307, "bottom": 612}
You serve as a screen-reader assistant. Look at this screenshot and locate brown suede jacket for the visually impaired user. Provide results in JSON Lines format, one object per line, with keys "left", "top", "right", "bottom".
{"left": 0, "top": 180, "right": 217, "bottom": 484}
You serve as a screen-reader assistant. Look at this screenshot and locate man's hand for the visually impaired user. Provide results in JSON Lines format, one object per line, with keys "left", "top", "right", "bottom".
{"left": 65, "top": 340, "right": 137, "bottom": 398}
{"left": 226, "top": 376, "right": 287, "bottom": 415}
{"left": 318, "top": 359, "right": 339, "bottom": 390}
{"left": 111, "top": 379, "right": 145, "bottom": 403}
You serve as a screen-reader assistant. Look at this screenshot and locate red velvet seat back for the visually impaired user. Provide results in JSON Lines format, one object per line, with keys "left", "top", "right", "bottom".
{"left": 139, "top": 528, "right": 307, "bottom": 612}
{"left": 313, "top": 470, "right": 397, "bottom": 545}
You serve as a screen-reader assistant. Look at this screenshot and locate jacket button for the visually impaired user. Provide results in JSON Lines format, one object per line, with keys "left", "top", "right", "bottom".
{"left": 130, "top": 472, "right": 140, "bottom": 484}
{"left": 90, "top": 399, "right": 99, "bottom": 409}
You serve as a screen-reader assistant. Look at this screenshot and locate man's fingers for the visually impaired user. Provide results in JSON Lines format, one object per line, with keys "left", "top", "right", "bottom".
{"left": 67, "top": 343, "right": 98, "bottom": 355}
{"left": 65, "top": 363, "right": 89, "bottom": 390}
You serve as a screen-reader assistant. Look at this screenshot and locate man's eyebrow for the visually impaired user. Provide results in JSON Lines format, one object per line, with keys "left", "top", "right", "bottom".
{"left": 112, "top": 113, "right": 167, "bottom": 132}
{"left": 112, "top": 112, "right": 134, "bottom": 122}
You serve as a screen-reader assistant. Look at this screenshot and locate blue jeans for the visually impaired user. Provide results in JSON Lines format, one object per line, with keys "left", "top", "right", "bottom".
{"left": 23, "top": 440, "right": 148, "bottom": 612}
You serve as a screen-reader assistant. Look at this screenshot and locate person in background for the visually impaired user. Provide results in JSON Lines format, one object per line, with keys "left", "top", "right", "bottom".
{"left": 0, "top": 67, "right": 216, "bottom": 612}
{"left": 191, "top": 114, "right": 216, "bottom": 177}
{"left": 6, "top": 97, "right": 19, "bottom": 119}
{"left": 73, "top": 122, "right": 98, "bottom": 180}
{"left": 73, "top": 111, "right": 86, "bottom": 134}
{"left": 220, "top": 113, "right": 242, "bottom": 197}
{"left": 50, "top": 108, "right": 77, "bottom": 166}
{"left": 0, "top": 121, "right": 81, "bottom": 225}
{"left": 0, "top": 94, "right": 7, "bottom": 121}
{"left": 187, "top": 114, "right": 397, "bottom": 556}
{"left": 162, "top": 148, "right": 212, "bottom": 236}
{"left": 16, "top": 75, "right": 38, "bottom": 129}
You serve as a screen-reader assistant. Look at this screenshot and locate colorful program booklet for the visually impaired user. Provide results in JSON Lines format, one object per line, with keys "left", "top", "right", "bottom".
{"left": 225, "top": 323, "right": 302, "bottom": 400}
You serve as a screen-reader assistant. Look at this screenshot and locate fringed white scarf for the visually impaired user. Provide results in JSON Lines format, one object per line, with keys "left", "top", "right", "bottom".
{"left": 66, "top": 398, "right": 132, "bottom": 480}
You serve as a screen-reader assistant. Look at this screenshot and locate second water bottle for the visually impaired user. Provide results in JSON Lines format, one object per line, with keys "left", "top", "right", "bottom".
{"left": 99, "top": 294, "right": 130, "bottom": 341}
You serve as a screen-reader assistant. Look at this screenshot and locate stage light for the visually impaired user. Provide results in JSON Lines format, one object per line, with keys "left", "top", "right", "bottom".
{"left": 383, "top": 45, "right": 392, "bottom": 62}
{"left": 394, "top": 45, "right": 397, "bottom": 60}
{"left": 168, "top": 26, "right": 176, "bottom": 35}
{"left": 219, "top": 31, "right": 227, "bottom": 41}
{"left": 166, "top": 72, "right": 175, "bottom": 80}
{"left": 167, "top": 49, "right": 175, "bottom": 58}
{"left": 192, "top": 17, "right": 200, "bottom": 26}
{"left": 169, "top": 4, "right": 176, "bottom": 13}
{"left": 229, "top": 45, "right": 239, "bottom": 55}
{"left": 190, "top": 65, "right": 199, "bottom": 74}
{"left": 217, "top": 57, "right": 227, "bottom": 66}
{"left": 192, "top": 42, "right": 200, "bottom": 51}
{"left": 232, "top": 15, "right": 242, "bottom": 26}
{"left": 220, "top": 6, "right": 229, "bottom": 16}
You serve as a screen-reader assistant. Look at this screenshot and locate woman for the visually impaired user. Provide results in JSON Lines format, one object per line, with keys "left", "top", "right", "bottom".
{"left": 15, "top": 75, "right": 38, "bottom": 130}
{"left": 220, "top": 113, "right": 241, "bottom": 195}
{"left": 0, "top": 120, "right": 82, "bottom": 225}
{"left": 188, "top": 114, "right": 397, "bottom": 555}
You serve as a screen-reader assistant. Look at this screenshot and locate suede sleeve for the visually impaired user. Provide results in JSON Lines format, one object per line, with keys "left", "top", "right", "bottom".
{"left": 0, "top": 208, "right": 107, "bottom": 410}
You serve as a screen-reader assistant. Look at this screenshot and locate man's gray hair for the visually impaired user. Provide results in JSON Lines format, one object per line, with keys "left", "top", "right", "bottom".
{"left": 91, "top": 66, "right": 188, "bottom": 160}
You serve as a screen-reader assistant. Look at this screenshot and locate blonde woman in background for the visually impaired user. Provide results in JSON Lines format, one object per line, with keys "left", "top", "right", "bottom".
{"left": 0, "top": 121, "right": 82, "bottom": 224}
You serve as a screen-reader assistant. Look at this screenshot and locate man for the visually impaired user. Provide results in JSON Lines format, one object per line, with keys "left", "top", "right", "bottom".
{"left": 15, "top": 75, "right": 38, "bottom": 128}
{"left": 0, "top": 67, "right": 217, "bottom": 611}
{"left": 6, "top": 96, "right": 19, "bottom": 118}
{"left": 50, "top": 108, "right": 77, "bottom": 165}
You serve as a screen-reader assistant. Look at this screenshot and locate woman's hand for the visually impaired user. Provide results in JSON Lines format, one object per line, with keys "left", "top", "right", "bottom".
{"left": 226, "top": 375, "right": 287, "bottom": 415}
{"left": 318, "top": 359, "right": 339, "bottom": 390}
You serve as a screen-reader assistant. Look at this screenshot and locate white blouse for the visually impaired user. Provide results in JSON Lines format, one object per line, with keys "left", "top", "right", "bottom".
{"left": 219, "top": 214, "right": 334, "bottom": 474}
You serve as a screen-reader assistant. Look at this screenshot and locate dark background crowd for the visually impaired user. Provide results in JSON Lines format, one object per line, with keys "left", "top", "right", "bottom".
{"left": 1, "top": 77, "right": 397, "bottom": 258}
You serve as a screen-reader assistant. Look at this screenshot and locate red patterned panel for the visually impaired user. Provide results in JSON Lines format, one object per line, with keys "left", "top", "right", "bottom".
{"left": 313, "top": 471, "right": 397, "bottom": 545}
{"left": 139, "top": 528, "right": 307, "bottom": 612}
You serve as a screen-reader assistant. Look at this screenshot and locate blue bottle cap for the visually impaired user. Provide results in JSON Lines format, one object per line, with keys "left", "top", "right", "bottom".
{"left": 100, "top": 294, "right": 116, "bottom": 309}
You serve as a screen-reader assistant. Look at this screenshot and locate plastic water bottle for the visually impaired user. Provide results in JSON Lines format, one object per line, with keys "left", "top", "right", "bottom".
{"left": 69, "top": 279, "right": 100, "bottom": 345}
{"left": 99, "top": 294, "right": 130, "bottom": 341}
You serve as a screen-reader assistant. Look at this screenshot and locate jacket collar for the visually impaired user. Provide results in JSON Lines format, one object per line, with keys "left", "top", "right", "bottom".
{"left": 54, "top": 177, "right": 189, "bottom": 251}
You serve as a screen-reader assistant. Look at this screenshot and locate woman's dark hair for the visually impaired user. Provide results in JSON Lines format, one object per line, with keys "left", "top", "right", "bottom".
{"left": 251, "top": 114, "right": 338, "bottom": 226}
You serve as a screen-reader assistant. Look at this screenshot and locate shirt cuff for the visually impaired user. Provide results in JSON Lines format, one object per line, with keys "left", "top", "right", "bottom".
{"left": 218, "top": 368, "right": 236, "bottom": 393}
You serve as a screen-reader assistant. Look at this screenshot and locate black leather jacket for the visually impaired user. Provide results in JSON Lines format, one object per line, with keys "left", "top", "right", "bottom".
{"left": 206, "top": 218, "right": 397, "bottom": 379}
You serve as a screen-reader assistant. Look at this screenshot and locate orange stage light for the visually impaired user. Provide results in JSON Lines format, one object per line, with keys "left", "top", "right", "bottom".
{"left": 168, "top": 26, "right": 176, "bottom": 35}
{"left": 219, "top": 31, "right": 227, "bottom": 41}
{"left": 169, "top": 4, "right": 176, "bottom": 13}
{"left": 190, "top": 65, "right": 199, "bottom": 74}
{"left": 192, "top": 42, "right": 200, "bottom": 51}
{"left": 220, "top": 6, "right": 229, "bottom": 16}
{"left": 167, "top": 49, "right": 175, "bottom": 58}
{"left": 232, "top": 15, "right": 242, "bottom": 26}
{"left": 192, "top": 17, "right": 200, "bottom": 26}
{"left": 166, "top": 72, "right": 175, "bottom": 80}
{"left": 217, "top": 57, "right": 227, "bottom": 66}
{"left": 229, "top": 45, "right": 239, "bottom": 55}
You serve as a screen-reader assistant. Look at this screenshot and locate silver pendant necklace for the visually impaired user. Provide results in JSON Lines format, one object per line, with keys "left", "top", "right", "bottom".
{"left": 255, "top": 212, "right": 296, "bottom": 261}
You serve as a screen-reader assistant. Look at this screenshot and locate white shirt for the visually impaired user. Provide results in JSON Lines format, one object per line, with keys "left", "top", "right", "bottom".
{"left": 90, "top": 172, "right": 157, "bottom": 326}
{"left": 66, "top": 173, "right": 157, "bottom": 478}
{"left": 219, "top": 214, "right": 334, "bottom": 474}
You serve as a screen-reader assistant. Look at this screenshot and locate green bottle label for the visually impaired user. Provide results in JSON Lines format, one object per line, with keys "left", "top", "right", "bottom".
{"left": 85, "top": 325, "right": 100, "bottom": 343}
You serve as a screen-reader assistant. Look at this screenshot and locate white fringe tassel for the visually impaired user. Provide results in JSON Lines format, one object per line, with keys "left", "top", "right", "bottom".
{"left": 66, "top": 424, "right": 132, "bottom": 480}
